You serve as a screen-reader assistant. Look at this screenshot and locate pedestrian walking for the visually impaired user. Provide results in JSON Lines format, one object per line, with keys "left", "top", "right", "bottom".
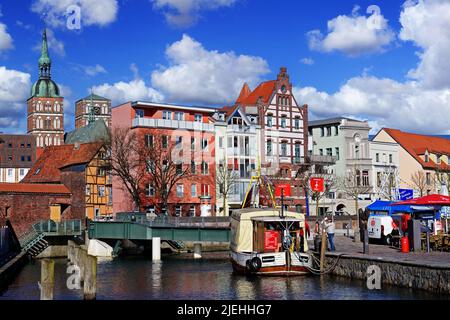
{"left": 323, "top": 217, "right": 336, "bottom": 252}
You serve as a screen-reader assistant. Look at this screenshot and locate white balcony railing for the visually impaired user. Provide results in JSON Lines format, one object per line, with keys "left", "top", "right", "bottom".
{"left": 132, "top": 118, "right": 215, "bottom": 132}
{"left": 226, "top": 125, "right": 256, "bottom": 134}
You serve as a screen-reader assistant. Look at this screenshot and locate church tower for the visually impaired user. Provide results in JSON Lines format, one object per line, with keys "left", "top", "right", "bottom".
{"left": 27, "top": 29, "right": 64, "bottom": 148}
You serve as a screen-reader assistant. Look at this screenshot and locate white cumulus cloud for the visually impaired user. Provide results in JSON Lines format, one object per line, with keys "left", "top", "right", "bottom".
{"left": 92, "top": 64, "right": 164, "bottom": 107}
{"left": 400, "top": 0, "right": 450, "bottom": 90}
{"left": 307, "top": 6, "right": 395, "bottom": 57}
{"left": 31, "top": 0, "right": 118, "bottom": 28}
{"left": 152, "top": 0, "right": 237, "bottom": 27}
{"left": 0, "top": 23, "right": 13, "bottom": 52}
{"left": 151, "top": 34, "right": 270, "bottom": 105}
{"left": 295, "top": 1, "right": 450, "bottom": 135}
{"left": 0, "top": 67, "right": 31, "bottom": 132}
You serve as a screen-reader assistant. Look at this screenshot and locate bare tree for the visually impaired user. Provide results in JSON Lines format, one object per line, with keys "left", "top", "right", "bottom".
{"left": 376, "top": 165, "right": 399, "bottom": 200}
{"left": 110, "top": 127, "right": 192, "bottom": 214}
{"left": 216, "top": 159, "right": 239, "bottom": 216}
{"left": 336, "top": 166, "right": 373, "bottom": 233}
{"left": 145, "top": 131, "right": 192, "bottom": 215}
{"left": 410, "top": 171, "right": 428, "bottom": 197}
{"left": 109, "top": 127, "right": 147, "bottom": 211}
{"left": 434, "top": 168, "right": 450, "bottom": 194}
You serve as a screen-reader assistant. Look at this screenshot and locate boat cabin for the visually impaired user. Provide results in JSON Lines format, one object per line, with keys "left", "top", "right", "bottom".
{"left": 231, "top": 209, "right": 308, "bottom": 254}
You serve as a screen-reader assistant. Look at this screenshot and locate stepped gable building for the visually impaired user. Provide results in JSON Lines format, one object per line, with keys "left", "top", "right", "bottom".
{"left": 75, "top": 93, "right": 112, "bottom": 129}
{"left": 27, "top": 29, "right": 64, "bottom": 149}
{"left": 233, "top": 67, "right": 309, "bottom": 212}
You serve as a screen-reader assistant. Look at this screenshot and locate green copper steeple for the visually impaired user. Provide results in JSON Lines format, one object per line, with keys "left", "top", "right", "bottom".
{"left": 38, "top": 29, "right": 51, "bottom": 78}
{"left": 30, "top": 29, "right": 60, "bottom": 98}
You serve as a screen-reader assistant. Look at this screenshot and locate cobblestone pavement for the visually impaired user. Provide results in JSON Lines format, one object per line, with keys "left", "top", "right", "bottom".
{"left": 309, "top": 235, "right": 450, "bottom": 268}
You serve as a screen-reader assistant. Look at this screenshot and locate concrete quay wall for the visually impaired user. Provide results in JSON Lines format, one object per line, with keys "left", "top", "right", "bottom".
{"left": 324, "top": 254, "right": 450, "bottom": 294}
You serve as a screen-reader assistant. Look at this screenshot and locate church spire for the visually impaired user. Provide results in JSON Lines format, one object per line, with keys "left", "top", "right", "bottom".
{"left": 38, "top": 29, "right": 51, "bottom": 79}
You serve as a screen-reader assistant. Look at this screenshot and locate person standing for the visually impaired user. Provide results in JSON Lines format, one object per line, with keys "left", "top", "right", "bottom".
{"left": 323, "top": 217, "right": 336, "bottom": 252}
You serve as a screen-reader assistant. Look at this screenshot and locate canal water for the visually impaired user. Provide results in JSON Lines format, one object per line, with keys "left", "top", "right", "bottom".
{"left": 0, "top": 254, "right": 446, "bottom": 300}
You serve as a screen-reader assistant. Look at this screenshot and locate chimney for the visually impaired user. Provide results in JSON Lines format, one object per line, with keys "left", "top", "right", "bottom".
{"left": 74, "top": 142, "right": 80, "bottom": 150}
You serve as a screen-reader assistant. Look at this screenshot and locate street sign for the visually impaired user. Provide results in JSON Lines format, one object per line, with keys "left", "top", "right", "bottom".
{"left": 275, "top": 184, "right": 291, "bottom": 197}
{"left": 398, "top": 189, "right": 414, "bottom": 201}
{"left": 310, "top": 178, "right": 324, "bottom": 192}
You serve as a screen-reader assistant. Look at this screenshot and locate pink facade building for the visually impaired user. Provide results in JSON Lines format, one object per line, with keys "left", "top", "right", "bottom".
{"left": 112, "top": 101, "right": 217, "bottom": 216}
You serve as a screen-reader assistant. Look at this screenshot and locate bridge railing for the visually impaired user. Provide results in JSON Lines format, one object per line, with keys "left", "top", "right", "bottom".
{"left": 114, "top": 213, "right": 230, "bottom": 228}
{"left": 32, "top": 219, "right": 84, "bottom": 236}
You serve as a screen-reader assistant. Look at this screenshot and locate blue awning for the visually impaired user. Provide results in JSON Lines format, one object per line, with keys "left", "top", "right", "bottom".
{"left": 366, "top": 200, "right": 413, "bottom": 214}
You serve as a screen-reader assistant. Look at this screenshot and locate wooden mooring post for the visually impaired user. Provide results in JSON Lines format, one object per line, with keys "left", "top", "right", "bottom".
{"left": 84, "top": 254, "right": 97, "bottom": 300}
{"left": 320, "top": 228, "right": 327, "bottom": 273}
{"left": 40, "top": 259, "right": 54, "bottom": 300}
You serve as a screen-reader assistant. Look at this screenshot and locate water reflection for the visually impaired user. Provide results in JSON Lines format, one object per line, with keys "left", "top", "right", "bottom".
{"left": 0, "top": 256, "right": 447, "bottom": 300}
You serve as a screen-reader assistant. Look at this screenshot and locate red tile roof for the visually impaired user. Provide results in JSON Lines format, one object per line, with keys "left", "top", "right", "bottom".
{"left": 236, "top": 80, "right": 276, "bottom": 105}
{"left": 235, "top": 83, "right": 252, "bottom": 104}
{"left": 219, "top": 105, "right": 239, "bottom": 117}
{"left": 383, "top": 128, "right": 450, "bottom": 171}
{"left": 22, "top": 142, "right": 103, "bottom": 183}
{"left": 0, "top": 183, "right": 70, "bottom": 194}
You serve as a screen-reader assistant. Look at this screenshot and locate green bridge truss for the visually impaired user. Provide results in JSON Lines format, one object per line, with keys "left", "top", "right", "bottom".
{"left": 87, "top": 217, "right": 231, "bottom": 242}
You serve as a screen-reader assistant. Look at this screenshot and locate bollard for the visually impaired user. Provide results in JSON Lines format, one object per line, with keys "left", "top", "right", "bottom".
{"left": 193, "top": 243, "right": 202, "bottom": 259}
{"left": 40, "top": 259, "right": 55, "bottom": 300}
{"left": 363, "top": 229, "right": 369, "bottom": 254}
{"left": 152, "top": 237, "right": 161, "bottom": 261}
{"left": 83, "top": 254, "right": 97, "bottom": 300}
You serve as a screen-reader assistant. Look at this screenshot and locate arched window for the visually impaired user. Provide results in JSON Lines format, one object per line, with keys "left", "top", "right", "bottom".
{"left": 54, "top": 135, "right": 60, "bottom": 146}
{"left": 44, "top": 135, "right": 50, "bottom": 147}
{"left": 38, "top": 135, "right": 43, "bottom": 148}
{"left": 37, "top": 117, "right": 42, "bottom": 129}
{"left": 45, "top": 102, "right": 51, "bottom": 111}
{"left": 54, "top": 117, "right": 60, "bottom": 129}
{"left": 54, "top": 103, "right": 60, "bottom": 112}
{"left": 45, "top": 117, "right": 51, "bottom": 129}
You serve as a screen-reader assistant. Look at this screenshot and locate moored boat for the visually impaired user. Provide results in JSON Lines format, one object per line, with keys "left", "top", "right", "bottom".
{"left": 230, "top": 208, "right": 313, "bottom": 276}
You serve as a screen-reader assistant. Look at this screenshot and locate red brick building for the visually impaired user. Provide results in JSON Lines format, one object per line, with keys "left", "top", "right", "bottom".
{"left": 27, "top": 29, "right": 64, "bottom": 149}
{"left": 0, "top": 183, "right": 71, "bottom": 237}
{"left": 112, "top": 101, "right": 217, "bottom": 216}
{"left": 75, "top": 93, "right": 111, "bottom": 129}
{"left": 22, "top": 142, "right": 111, "bottom": 220}
{"left": 0, "top": 134, "right": 37, "bottom": 182}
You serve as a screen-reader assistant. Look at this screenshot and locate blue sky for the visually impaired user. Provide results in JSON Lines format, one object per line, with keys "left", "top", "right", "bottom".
{"left": 0, "top": 0, "right": 449, "bottom": 135}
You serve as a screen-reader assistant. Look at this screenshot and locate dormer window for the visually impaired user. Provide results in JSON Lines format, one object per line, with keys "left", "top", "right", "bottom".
{"left": 424, "top": 153, "right": 429, "bottom": 163}
{"left": 437, "top": 154, "right": 441, "bottom": 164}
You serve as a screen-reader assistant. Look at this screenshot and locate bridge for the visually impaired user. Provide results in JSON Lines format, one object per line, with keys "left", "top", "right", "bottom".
{"left": 88, "top": 215, "right": 231, "bottom": 242}
{"left": 19, "top": 215, "right": 231, "bottom": 259}
{"left": 19, "top": 219, "right": 84, "bottom": 257}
